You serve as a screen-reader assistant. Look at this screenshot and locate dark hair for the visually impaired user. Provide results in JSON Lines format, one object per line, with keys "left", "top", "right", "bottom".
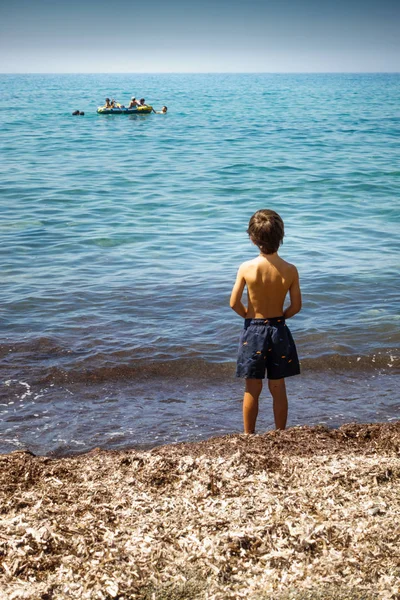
{"left": 247, "top": 209, "right": 284, "bottom": 254}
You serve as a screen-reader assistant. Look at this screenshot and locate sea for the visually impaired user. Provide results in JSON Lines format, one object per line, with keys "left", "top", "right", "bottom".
{"left": 1, "top": 73, "right": 399, "bottom": 456}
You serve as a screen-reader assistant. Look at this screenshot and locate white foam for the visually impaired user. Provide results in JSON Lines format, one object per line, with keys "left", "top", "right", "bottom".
{"left": 19, "top": 381, "right": 33, "bottom": 400}
{"left": 3, "top": 379, "right": 33, "bottom": 400}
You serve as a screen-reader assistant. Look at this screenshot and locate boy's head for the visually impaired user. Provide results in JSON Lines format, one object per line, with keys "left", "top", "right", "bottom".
{"left": 247, "top": 209, "right": 284, "bottom": 254}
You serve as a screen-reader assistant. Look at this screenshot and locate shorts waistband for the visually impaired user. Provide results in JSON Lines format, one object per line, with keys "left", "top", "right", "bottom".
{"left": 244, "top": 316, "right": 285, "bottom": 327}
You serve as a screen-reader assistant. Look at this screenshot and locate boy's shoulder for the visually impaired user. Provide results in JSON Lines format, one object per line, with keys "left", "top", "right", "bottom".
{"left": 238, "top": 254, "right": 299, "bottom": 278}
{"left": 277, "top": 255, "right": 298, "bottom": 272}
{"left": 239, "top": 254, "right": 298, "bottom": 268}
{"left": 238, "top": 257, "right": 259, "bottom": 272}
{"left": 276, "top": 256, "right": 299, "bottom": 281}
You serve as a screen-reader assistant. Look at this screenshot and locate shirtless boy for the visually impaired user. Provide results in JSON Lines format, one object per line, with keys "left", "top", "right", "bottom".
{"left": 230, "top": 209, "right": 302, "bottom": 433}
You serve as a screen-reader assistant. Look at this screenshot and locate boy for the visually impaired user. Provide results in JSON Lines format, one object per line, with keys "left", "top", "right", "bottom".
{"left": 230, "top": 209, "right": 301, "bottom": 433}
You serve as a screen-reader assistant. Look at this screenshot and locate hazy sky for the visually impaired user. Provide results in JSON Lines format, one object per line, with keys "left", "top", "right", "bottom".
{"left": 0, "top": 0, "right": 399, "bottom": 72}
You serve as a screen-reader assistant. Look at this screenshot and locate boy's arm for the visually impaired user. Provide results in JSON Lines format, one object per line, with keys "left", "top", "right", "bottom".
{"left": 230, "top": 265, "right": 247, "bottom": 318}
{"left": 283, "top": 267, "right": 302, "bottom": 319}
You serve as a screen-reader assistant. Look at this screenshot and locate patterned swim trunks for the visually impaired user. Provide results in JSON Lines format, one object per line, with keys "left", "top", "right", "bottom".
{"left": 236, "top": 316, "right": 300, "bottom": 380}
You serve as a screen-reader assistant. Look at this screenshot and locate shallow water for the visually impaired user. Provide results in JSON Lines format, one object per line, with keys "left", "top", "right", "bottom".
{"left": 1, "top": 73, "right": 399, "bottom": 454}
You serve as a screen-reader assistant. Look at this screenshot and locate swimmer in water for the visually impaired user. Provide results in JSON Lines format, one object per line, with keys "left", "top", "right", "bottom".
{"left": 152, "top": 106, "right": 168, "bottom": 114}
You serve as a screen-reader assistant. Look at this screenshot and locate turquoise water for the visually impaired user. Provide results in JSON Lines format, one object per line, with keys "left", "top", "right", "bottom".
{"left": 1, "top": 73, "right": 399, "bottom": 454}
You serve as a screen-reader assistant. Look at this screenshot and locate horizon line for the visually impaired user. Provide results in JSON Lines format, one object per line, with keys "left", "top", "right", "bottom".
{"left": 1, "top": 71, "right": 399, "bottom": 76}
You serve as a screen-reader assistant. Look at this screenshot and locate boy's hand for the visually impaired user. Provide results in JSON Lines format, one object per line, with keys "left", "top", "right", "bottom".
{"left": 230, "top": 265, "right": 247, "bottom": 318}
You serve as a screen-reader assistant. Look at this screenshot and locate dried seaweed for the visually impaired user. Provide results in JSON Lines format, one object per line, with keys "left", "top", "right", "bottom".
{"left": 1, "top": 422, "right": 400, "bottom": 599}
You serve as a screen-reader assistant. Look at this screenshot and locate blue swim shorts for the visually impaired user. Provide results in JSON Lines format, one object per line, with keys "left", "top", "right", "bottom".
{"left": 236, "top": 316, "right": 300, "bottom": 380}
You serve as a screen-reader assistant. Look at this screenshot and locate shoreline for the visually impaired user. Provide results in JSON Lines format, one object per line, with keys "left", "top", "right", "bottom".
{"left": 2, "top": 367, "right": 399, "bottom": 457}
{"left": 2, "top": 418, "right": 400, "bottom": 460}
{"left": 1, "top": 421, "right": 400, "bottom": 599}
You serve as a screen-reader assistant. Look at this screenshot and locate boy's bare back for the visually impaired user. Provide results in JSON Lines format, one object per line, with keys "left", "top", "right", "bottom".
{"left": 230, "top": 253, "right": 301, "bottom": 320}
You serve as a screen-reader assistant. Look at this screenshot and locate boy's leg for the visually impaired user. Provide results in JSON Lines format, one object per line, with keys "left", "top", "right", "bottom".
{"left": 243, "top": 378, "right": 263, "bottom": 434}
{"left": 268, "top": 378, "right": 288, "bottom": 430}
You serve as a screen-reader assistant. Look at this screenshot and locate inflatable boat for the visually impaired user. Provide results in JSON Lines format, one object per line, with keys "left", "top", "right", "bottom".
{"left": 97, "top": 105, "right": 153, "bottom": 114}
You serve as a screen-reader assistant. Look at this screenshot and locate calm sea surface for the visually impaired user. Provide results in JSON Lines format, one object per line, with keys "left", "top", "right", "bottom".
{"left": 1, "top": 73, "right": 399, "bottom": 455}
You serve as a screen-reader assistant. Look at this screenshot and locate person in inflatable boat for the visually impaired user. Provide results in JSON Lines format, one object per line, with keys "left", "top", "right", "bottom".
{"left": 128, "top": 97, "right": 141, "bottom": 109}
{"left": 110, "top": 99, "right": 125, "bottom": 109}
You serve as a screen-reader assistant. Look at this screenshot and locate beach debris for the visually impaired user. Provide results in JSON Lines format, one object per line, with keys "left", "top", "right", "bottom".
{"left": 0, "top": 422, "right": 399, "bottom": 599}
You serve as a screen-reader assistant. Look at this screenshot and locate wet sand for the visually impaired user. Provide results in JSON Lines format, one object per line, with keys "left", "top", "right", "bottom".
{"left": 1, "top": 422, "right": 400, "bottom": 599}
